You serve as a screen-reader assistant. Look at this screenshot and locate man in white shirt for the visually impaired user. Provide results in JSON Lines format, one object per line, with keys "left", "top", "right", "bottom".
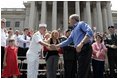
{"left": 26, "top": 24, "right": 51, "bottom": 78}
{"left": 1, "top": 18, "right": 7, "bottom": 72}
{"left": 17, "top": 28, "right": 30, "bottom": 61}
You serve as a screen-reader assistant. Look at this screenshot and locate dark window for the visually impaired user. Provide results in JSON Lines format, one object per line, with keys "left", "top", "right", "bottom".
{"left": 6, "top": 21, "right": 10, "bottom": 27}
{"left": 114, "top": 23, "right": 117, "bottom": 29}
{"left": 15, "top": 21, "right": 20, "bottom": 27}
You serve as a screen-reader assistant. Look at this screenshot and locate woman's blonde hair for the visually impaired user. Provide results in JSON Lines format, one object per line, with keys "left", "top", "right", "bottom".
{"left": 50, "top": 30, "right": 59, "bottom": 39}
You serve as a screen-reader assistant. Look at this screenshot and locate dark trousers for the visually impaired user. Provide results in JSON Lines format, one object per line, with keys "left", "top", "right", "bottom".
{"left": 92, "top": 59, "right": 105, "bottom": 78}
{"left": 1, "top": 46, "right": 5, "bottom": 73}
{"left": 64, "top": 60, "right": 77, "bottom": 78}
{"left": 107, "top": 49, "right": 117, "bottom": 78}
{"left": 18, "top": 47, "right": 28, "bottom": 61}
{"left": 46, "top": 55, "right": 59, "bottom": 78}
{"left": 77, "top": 44, "right": 92, "bottom": 78}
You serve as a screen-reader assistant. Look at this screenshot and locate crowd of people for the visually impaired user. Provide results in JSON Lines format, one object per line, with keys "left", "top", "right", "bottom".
{"left": 1, "top": 14, "right": 117, "bottom": 78}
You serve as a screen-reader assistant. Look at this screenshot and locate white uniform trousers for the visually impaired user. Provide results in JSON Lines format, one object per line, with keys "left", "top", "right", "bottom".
{"left": 27, "top": 53, "right": 39, "bottom": 78}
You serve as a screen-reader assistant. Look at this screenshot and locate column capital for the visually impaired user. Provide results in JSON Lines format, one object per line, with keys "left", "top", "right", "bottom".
{"left": 101, "top": 1, "right": 107, "bottom": 8}
{"left": 24, "top": 2, "right": 30, "bottom": 8}
{"left": 106, "top": 1, "right": 112, "bottom": 8}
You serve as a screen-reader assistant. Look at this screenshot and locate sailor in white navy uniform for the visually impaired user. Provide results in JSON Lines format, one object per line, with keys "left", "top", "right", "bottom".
{"left": 26, "top": 24, "right": 51, "bottom": 78}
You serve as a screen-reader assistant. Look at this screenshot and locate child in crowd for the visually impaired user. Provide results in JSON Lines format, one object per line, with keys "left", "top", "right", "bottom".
{"left": 92, "top": 34, "right": 107, "bottom": 78}
{"left": 2, "top": 38, "right": 20, "bottom": 78}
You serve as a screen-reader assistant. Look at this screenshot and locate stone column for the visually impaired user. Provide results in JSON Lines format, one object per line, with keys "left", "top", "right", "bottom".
{"left": 102, "top": 5, "right": 108, "bottom": 32}
{"left": 83, "top": 7, "right": 87, "bottom": 22}
{"left": 81, "top": 9, "right": 84, "bottom": 21}
{"left": 24, "top": 3, "right": 30, "bottom": 28}
{"left": 52, "top": 1, "right": 57, "bottom": 30}
{"left": 96, "top": 1, "right": 103, "bottom": 32}
{"left": 93, "top": 7, "right": 98, "bottom": 31}
{"left": 86, "top": 1, "right": 92, "bottom": 27}
{"left": 35, "top": 7, "right": 39, "bottom": 30}
{"left": 75, "top": 1, "right": 80, "bottom": 19}
{"left": 28, "top": 1, "right": 36, "bottom": 29}
{"left": 106, "top": 1, "right": 113, "bottom": 26}
{"left": 63, "top": 1, "right": 68, "bottom": 31}
{"left": 41, "top": 1, "right": 46, "bottom": 24}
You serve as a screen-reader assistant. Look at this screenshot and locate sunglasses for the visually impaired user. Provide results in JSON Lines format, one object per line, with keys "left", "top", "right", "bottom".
{"left": 108, "top": 26, "right": 114, "bottom": 29}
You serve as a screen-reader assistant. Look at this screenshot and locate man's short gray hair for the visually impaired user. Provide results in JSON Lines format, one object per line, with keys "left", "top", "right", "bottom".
{"left": 69, "top": 14, "right": 80, "bottom": 22}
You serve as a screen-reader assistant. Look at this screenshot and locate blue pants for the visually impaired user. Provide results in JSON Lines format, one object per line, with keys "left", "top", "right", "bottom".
{"left": 92, "top": 59, "right": 105, "bottom": 78}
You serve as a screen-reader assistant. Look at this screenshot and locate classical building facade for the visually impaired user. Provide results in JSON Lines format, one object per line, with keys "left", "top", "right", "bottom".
{"left": 1, "top": 1, "right": 116, "bottom": 32}
{"left": 112, "top": 10, "right": 117, "bottom": 28}
{"left": 1, "top": 8, "right": 25, "bottom": 31}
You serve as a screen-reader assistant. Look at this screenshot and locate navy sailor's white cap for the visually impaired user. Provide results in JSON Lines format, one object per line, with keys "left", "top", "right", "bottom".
{"left": 1, "top": 18, "right": 6, "bottom": 22}
{"left": 39, "top": 24, "right": 47, "bottom": 28}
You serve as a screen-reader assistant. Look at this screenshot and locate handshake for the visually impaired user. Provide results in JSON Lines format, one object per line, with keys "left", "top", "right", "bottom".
{"left": 48, "top": 44, "right": 60, "bottom": 50}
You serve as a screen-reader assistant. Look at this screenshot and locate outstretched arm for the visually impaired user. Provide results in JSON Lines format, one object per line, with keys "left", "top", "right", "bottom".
{"left": 39, "top": 41, "right": 50, "bottom": 47}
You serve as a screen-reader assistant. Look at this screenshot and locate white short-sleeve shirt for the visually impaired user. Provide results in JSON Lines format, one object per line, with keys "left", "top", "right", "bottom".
{"left": 27, "top": 31, "right": 43, "bottom": 55}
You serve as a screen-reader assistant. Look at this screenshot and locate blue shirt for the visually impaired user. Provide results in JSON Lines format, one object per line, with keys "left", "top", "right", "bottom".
{"left": 60, "top": 21, "right": 93, "bottom": 48}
